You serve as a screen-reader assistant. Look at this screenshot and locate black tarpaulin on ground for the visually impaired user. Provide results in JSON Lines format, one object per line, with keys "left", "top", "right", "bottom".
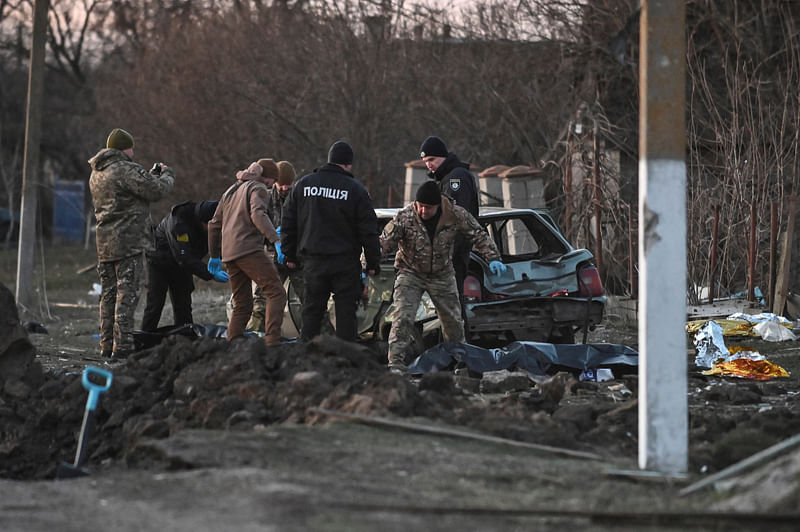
{"left": 407, "top": 341, "right": 639, "bottom": 376}
{"left": 133, "top": 323, "right": 231, "bottom": 350}
{"left": 133, "top": 324, "right": 300, "bottom": 350}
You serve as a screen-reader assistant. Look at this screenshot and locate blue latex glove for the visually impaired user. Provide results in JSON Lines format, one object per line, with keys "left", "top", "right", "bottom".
{"left": 208, "top": 257, "right": 222, "bottom": 275}
{"left": 489, "top": 260, "right": 507, "bottom": 275}
{"left": 276, "top": 225, "right": 281, "bottom": 236}
{"left": 275, "top": 241, "right": 286, "bottom": 265}
{"left": 213, "top": 270, "right": 229, "bottom": 283}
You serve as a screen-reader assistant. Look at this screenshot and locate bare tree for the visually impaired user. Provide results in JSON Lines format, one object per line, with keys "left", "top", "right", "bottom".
{"left": 686, "top": 0, "right": 800, "bottom": 301}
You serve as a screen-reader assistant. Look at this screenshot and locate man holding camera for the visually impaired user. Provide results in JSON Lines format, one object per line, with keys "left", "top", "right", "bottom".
{"left": 88, "top": 128, "right": 175, "bottom": 358}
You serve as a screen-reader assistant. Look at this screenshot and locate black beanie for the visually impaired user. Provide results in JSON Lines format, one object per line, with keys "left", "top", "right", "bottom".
{"left": 415, "top": 181, "right": 442, "bottom": 205}
{"left": 195, "top": 200, "right": 218, "bottom": 223}
{"left": 419, "top": 136, "right": 447, "bottom": 158}
{"left": 328, "top": 141, "right": 354, "bottom": 165}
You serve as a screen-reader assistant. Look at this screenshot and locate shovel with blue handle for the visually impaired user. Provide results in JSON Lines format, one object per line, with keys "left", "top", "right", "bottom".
{"left": 56, "top": 366, "right": 113, "bottom": 479}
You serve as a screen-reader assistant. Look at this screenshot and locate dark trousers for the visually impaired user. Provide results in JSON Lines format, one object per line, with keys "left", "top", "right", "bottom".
{"left": 141, "top": 260, "right": 194, "bottom": 332}
{"left": 301, "top": 255, "right": 362, "bottom": 341}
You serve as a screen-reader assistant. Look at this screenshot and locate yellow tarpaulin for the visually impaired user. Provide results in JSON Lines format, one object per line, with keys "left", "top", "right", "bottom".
{"left": 702, "top": 359, "right": 791, "bottom": 380}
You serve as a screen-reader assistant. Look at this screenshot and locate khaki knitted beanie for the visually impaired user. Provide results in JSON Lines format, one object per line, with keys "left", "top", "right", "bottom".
{"left": 106, "top": 128, "right": 134, "bottom": 150}
{"left": 277, "top": 161, "right": 296, "bottom": 186}
{"left": 257, "top": 158, "right": 279, "bottom": 181}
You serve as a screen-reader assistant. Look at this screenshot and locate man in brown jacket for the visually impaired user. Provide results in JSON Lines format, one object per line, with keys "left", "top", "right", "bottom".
{"left": 207, "top": 160, "right": 286, "bottom": 346}
{"left": 380, "top": 181, "right": 506, "bottom": 373}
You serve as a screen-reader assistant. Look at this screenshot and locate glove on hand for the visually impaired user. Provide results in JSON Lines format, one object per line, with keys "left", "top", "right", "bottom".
{"left": 207, "top": 257, "right": 222, "bottom": 275}
{"left": 275, "top": 241, "right": 286, "bottom": 265}
{"left": 276, "top": 225, "right": 281, "bottom": 236}
{"left": 213, "top": 271, "right": 229, "bottom": 283}
{"left": 489, "top": 260, "right": 507, "bottom": 275}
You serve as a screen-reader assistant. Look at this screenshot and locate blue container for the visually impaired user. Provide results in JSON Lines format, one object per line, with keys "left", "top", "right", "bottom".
{"left": 53, "top": 180, "right": 84, "bottom": 242}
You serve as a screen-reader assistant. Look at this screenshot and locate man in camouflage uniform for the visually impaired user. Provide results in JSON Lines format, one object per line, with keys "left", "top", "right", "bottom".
{"left": 246, "top": 160, "right": 302, "bottom": 333}
{"left": 88, "top": 128, "right": 175, "bottom": 358}
{"left": 380, "top": 181, "right": 506, "bottom": 373}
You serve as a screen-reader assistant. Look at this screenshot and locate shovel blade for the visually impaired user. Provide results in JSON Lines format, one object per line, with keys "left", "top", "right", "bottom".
{"left": 56, "top": 460, "right": 89, "bottom": 479}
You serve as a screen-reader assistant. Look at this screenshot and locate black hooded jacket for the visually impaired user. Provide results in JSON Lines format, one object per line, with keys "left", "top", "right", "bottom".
{"left": 281, "top": 163, "right": 381, "bottom": 271}
{"left": 148, "top": 201, "right": 213, "bottom": 281}
{"left": 429, "top": 153, "right": 479, "bottom": 219}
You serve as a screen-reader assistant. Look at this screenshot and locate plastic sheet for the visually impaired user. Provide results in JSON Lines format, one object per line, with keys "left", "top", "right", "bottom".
{"left": 693, "top": 320, "right": 730, "bottom": 368}
{"left": 407, "top": 341, "right": 638, "bottom": 377}
{"left": 686, "top": 312, "right": 794, "bottom": 340}
{"left": 753, "top": 320, "right": 797, "bottom": 342}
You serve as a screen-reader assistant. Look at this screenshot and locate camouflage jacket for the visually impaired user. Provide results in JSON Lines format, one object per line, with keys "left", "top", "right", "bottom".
{"left": 89, "top": 148, "right": 175, "bottom": 262}
{"left": 380, "top": 197, "right": 500, "bottom": 275}
{"left": 265, "top": 184, "right": 290, "bottom": 253}
{"left": 266, "top": 183, "right": 289, "bottom": 230}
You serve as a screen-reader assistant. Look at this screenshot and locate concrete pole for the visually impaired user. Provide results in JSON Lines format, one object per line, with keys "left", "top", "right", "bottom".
{"left": 638, "top": 0, "right": 688, "bottom": 473}
{"left": 16, "top": 0, "right": 50, "bottom": 310}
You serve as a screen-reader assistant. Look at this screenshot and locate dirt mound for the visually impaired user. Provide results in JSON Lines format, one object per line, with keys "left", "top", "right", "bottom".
{"left": 0, "top": 329, "right": 623, "bottom": 479}
{"left": 3, "top": 325, "right": 800, "bottom": 482}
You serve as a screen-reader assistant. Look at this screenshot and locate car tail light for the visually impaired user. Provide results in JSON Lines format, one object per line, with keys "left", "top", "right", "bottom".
{"left": 463, "top": 275, "right": 482, "bottom": 302}
{"left": 578, "top": 265, "right": 605, "bottom": 297}
{"left": 546, "top": 289, "right": 569, "bottom": 297}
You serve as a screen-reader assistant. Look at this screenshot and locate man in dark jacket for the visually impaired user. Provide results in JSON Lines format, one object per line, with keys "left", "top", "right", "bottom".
{"left": 141, "top": 200, "right": 228, "bottom": 332}
{"left": 419, "top": 135, "right": 480, "bottom": 310}
{"left": 281, "top": 141, "right": 381, "bottom": 342}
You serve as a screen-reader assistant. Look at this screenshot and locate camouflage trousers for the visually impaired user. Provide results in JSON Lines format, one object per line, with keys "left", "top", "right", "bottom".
{"left": 388, "top": 270, "right": 464, "bottom": 365}
{"left": 246, "top": 266, "right": 299, "bottom": 332}
{"left": 97, "top": 254, "right": 144, "bottom": 355}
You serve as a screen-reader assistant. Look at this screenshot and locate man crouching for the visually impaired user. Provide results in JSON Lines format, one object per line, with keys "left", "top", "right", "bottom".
{"left": 380, "top": 181, "right": 506, "bottom": 373}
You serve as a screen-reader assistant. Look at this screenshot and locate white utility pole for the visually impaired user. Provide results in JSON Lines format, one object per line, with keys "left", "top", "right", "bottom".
{"left": 638, "top": 0, "right": 688, "bottom": 473}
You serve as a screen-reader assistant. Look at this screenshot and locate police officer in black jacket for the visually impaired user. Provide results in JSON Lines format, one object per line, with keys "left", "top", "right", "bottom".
{"left": 281, "top": 141, "right": 381, "bottom": 342}
{"left": 141, "top": 200, "right": 228, "bottom": 331}
{"left": 419, "top": 135, "right": 480, "bottom": 307}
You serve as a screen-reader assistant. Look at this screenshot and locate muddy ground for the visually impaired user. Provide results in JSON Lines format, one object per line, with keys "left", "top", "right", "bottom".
{"left": 1, "top": 245, "right": 799, "bottom": 531}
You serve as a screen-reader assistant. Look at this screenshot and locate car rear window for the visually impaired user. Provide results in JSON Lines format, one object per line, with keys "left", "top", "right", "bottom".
{"left": 482, "top": 215, "right": 569, "bottom": 261}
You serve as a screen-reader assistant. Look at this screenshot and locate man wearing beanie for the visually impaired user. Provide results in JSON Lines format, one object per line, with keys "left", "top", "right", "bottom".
{"left": 207, "top": 160, "right": 286, "bottom": 346}
{"left": 141, "top": 200, "right": 228, "bottom": 332}
{"left": 380, "top": 180, "right": 506, "bottom": 374}
{"left": 418, "top": 135, "right": 480, "bottom": 312}
{"left": 89, "top": 128, "right": 175, "bottom": 358}
{"left": 257, "top": 158, "right": 279, "bottom": 187}
{"left": 245, "top": 160, "right": 305, "bottom": 333}
{"left": 281, "top": 141, "right": 381, "bottom": 342}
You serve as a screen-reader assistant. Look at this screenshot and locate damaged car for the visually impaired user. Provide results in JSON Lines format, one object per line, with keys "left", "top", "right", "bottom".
{"left": 283, "top": 206, "right": 606, "bottom": 350}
